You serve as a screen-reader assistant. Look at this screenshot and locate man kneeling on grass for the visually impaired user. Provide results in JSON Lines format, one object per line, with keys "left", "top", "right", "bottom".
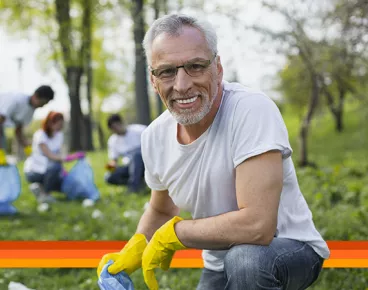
{"left": 104, "top": 113, "right": 147, "bottom": 193}
{"left": 98, "top": 13, "right": 330, "bottom": 290}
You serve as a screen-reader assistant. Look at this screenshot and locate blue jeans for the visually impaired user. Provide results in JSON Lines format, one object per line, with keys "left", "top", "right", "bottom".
{"left": 25, "top": 162, "right": 63, "bottom": 193}
{"left": 196, "top": 238, "right": 324, "bottom": 290}
{"left": 105, "top": 149, "right": 145, "bottom": 192}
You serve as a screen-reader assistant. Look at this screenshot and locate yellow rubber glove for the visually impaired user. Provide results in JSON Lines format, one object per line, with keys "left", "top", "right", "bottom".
{"left": 24, "top": 145, "right": 32, "bottom": 157}
{"left": 0, "top": 149, "right": 6, "bottom": 166}
{"left": 97, "top": 233, "right": 147, "bottom": 277}
{"left": 142, "top": 216, "right": 187, "bottom": 290}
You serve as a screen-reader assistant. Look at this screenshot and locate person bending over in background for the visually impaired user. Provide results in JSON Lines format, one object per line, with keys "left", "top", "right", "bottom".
{"left": 98, "top": 13, "right": 330, "bottom": 290}
{"left": 23, "top": 111, "right": 66, "bottom": 204}
{"left": 105, "top": 114, "right": 147, "bottom": 193}
{"left": 0, "top": 85, "right": 54, "bottom": 165}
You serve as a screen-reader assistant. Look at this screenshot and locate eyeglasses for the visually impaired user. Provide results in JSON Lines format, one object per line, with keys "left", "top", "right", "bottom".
{"left": 150, "top": 54, "right": 217, "bottom": 82}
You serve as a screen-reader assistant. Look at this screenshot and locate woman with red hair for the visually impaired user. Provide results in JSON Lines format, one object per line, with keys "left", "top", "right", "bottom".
{"left": 24, "top": 111, "right": 65, "bottom": 203}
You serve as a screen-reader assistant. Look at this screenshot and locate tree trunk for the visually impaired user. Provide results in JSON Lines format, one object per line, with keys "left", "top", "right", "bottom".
{"left": 335, "top": 109, "right": 343, "bottom": 132}
{"left": 55, "top": 0, "right": 85, "bottom": 152}
{"left": 97, "top": 121, "right": 106, "bottom": 150}
{"left": 299, "top": 74, "right": 319, "bottom": 168}
{"left": 163, "top": 0, "right": 168, "bottom": 14}
{"left": 153, "top": 0, "right": 160, "bottom": 17}
{"left": 82, "top": 0, "right": 94, "bottom": 151}
{"left": 131, "top": 0, "right": 151, "bottom": 125}
{"left": 322, "top": 83, "right": 345, "bottom": 133}
{"left": 67, "top": 67, "right": 84, "bottom": 151}
{"left": 153, "top": 0, "right": 164, "bottom": 117}
{"left": 335, "top": 86, "right": 345, "bottom": 132}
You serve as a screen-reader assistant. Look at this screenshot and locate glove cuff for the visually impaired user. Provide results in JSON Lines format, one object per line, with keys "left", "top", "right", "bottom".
{"left": 166, "top": 216, "right": 187, "bottom": 250}
{"left": 131, "top": 233, "right": 148, "bottom": 244}
{"left": 121, "top": 233, "right": 148, "bottom": 253}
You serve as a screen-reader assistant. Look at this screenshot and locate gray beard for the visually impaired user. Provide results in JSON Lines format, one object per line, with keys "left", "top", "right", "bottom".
{"left": 169, "top": 88, "right": 219, "bottom": 125}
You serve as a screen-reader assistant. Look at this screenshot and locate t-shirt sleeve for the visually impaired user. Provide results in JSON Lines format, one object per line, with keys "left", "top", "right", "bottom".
{"left": 57, "top": 132, "right": 64, "bottom": 151}
{"left": 231, "top": 93, "right": 292, "bottom": 168}
{"left": 0, "top": 95, "right": 16, "bottom": 121}
{"left": 37, "top": 131, "right": 49, "bottom": 146}
{"left": 141, "top": 128, "right": 167, "bottom": 191}
{"left": 107, "top": 136, "right": 118, "bottom": 160}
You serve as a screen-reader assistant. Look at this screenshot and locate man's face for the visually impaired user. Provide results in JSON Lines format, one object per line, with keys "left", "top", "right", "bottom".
{"left": 110, "top": 121, "right": 125, "bottom": 135}
{"left": 149, "top": 26, "right": 223, "bottom": 125}
{"left": 31, "top": 95, "right": 50, "bottom": 108}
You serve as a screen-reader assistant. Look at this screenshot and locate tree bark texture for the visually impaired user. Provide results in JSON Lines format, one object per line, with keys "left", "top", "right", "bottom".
{"left": 299, "top": 74, "right": 319, "bottom": 167}
{"left": 131, "top": 0, "right": 151, "bottom": 125}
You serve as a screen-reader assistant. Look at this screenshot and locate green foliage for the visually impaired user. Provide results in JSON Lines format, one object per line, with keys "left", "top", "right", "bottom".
{"left": 0, "top": 0, "right": 129, "bottom": 117}
{"left": 276, "top": 55, "right": 312, "bottom": 117}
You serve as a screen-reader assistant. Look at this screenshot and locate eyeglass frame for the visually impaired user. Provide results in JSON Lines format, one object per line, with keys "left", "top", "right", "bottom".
{"left": 149, "top": 53, "right": 218, "bottom": 81}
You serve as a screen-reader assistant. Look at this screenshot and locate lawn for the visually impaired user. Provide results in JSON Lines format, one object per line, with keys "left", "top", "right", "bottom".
{"left": 0, "top": 101, "right": 367, "bottom": 289}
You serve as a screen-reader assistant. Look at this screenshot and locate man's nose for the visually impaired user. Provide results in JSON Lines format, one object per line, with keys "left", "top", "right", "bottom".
{"left": 173, "top": 67, "right": 192, "bottom": 94}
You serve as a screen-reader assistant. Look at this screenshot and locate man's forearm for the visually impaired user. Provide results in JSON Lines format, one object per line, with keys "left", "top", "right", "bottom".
{"left": 136, "top": 204, "right": 175, "bottom": 241}
{"left": 15, "top": 126, "right": 27, "bottom": 147}
{"left": 174, "top": 208, "right": 276, "bottom": 250}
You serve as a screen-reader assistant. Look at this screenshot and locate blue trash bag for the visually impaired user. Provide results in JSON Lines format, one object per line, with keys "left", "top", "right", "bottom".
{"left": 98, "top": 260, "right": 135, "bottom": 290}
{"left": 61, "top": 158, "right": 100, "bottom": 201}
{"left": 0, "top": 165, "right": 21, "bottom": 215}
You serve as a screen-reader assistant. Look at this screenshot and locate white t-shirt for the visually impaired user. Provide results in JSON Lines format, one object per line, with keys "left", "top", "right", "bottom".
{"left": 0, "top": 93, "right": 35, "bottom": 128}
{"left": 24, "top": 129, "right": 64, "bottom": 174}
{"left": 141, "top": 81, "right": 330, "bottom": 272}
{"left": 107, "top": 124, "right": 147, "bottom": 162}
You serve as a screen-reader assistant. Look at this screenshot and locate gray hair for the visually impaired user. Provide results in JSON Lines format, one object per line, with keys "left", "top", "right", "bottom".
{"left": 143, "top": 14, "right": 218, "bottom": 65}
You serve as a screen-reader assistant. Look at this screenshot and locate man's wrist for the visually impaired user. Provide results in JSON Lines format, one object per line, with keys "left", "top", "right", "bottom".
{"left": 173, "top": 219, "right": 188, "bottom": 248}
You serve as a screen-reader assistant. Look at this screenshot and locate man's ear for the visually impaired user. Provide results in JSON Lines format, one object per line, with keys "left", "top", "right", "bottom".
{"left": 216, "top": 55, "right": 224, "bottom": 85}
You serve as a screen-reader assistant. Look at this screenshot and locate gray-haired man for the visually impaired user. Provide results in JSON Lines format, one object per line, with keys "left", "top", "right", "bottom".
{"left": 98, "top": 14, "right": 330, "bottom": 290}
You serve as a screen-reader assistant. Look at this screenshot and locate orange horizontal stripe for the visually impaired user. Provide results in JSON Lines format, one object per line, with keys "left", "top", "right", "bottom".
{"left": 0, "top": 259, "right": 101, "bottom": 268}
{"left": 323, "top": 259, "right": 368, "bottom": 268}
{"left": 171, "top": 250, "right": 202, "bottom": 259}
{"left": 0, "top": 250, "right": 112, "bottom": 259}
{"left": 0, "top": 249, "right": 202, "bottom": 259}
{"left": 326, "top": 241, "right": 368, "bottom": 250}
{"left": 0, "top": 259, "right": 204, "bottom": 268}
{"left": 0, "top": 241, "right": 126, "bottom": 250}
{"left": 329, "top": 250, "right": 368, "bottom": 259}
{"left": 2, "top": 249, "right": 368, "bottom": 260}
{"left": 170, "top": 259, "right": 204, "bottom": 268}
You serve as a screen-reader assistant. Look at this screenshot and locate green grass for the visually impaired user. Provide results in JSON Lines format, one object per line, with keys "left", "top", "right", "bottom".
{"left": 0, "top": 102, "right": 368, "bottom": 289}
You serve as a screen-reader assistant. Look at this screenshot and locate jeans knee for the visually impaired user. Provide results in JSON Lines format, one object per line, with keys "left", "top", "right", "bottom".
{"left": 224, "top": 244, "right": 273, "bottom": 278}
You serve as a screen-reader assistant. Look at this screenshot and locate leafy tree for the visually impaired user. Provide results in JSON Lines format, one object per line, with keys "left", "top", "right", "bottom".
{"left": 254, "top": 0, "right": 368, "bottom": 166}
{"left": 276, "top": 55, "right": 312, "bottom": 118}
{"left": 0, "top": 0, "right": 119, "bottom": 151}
